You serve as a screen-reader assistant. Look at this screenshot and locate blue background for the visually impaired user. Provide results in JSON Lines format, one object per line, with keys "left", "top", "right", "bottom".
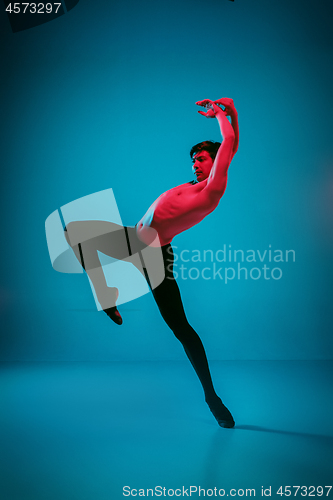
{"left": 1, "top": 0, "right": 332, "bottom": 362}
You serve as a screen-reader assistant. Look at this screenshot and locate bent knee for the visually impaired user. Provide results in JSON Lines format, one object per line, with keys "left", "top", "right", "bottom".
{"left": 64, "top": 221, "right": 82, "bottom": 247}
{"left": 64, "top": 227, "right": 70, "bottom": 244}
{"left": 64, "top": 224, "right": 72, "bottom": 246}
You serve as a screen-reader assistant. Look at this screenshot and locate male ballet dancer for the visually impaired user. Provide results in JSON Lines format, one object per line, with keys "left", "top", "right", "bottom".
{"left": 64, "top": 97, "right": 239, "bottom": 428}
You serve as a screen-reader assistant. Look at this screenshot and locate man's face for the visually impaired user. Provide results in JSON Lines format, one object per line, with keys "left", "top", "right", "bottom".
{"left": 192, "top": 150, "right": 214, "bottom": 182}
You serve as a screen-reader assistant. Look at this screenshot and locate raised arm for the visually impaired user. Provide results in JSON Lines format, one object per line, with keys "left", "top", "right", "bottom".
{"left": 215, "top": 98, "right": 239, "bottom": 159}
{"left": 196, "top": 98, "right": 238, "bottom": 196}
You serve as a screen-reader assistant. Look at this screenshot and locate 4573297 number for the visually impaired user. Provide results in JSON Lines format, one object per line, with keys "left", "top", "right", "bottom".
{"left": 5, "top": 3, "right": 62, "bottom": 14}
{"left": 276, "top": 486, "right": 332, "bottom": 496}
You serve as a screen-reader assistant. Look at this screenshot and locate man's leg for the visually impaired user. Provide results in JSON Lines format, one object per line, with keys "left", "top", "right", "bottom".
{"left": 147, "top": 245, "right": 235, "bottom": 428}
{"left": 64, "top": 220, "right": 133, "bottom": 325}
{"left": 64, "top": 223, "right": 234, "bottom": 426}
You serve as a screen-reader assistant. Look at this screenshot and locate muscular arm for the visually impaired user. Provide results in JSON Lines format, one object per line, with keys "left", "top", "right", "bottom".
{"left": 214, "top": 97, "right": 239, "bottom": 161}
{"left": 196, "top": 98, "right": 239, "bottom": 197}
{"left": 229, "top": 109, "right": 239, "bottom": 159}
{"left": 210, "top": 108, "right": 235, "bottom": 189}
{"left": 196, "top": 99, "right": 236, "bottom": 196}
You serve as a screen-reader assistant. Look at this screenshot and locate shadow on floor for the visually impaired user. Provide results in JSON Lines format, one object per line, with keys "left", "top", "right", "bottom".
{"left": 235, "top": 424, "right": 333, "bottom": 443}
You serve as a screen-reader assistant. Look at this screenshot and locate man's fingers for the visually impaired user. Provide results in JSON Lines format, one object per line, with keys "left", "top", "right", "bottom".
{"left": 215, "top": 99, "right": 233, "bottom": 109}
{"left": 196, "top": 100, "right": 220, "bottom": 118}
{"left": 214, "top": 101, "right": 226, "bottom": 109}
{"left": 211, "top": 102, "right": 220, "bottom": 110}
{"left": 196, "top": 99, "right": 213, "bottom": 106}
{"left": 198, "top": 109, "right": 216, "bottom": 118}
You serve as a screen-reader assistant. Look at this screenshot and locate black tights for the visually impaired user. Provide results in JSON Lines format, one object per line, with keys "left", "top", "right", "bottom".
{"left": 148, "top": 244, "right": 217, "bottom": 401}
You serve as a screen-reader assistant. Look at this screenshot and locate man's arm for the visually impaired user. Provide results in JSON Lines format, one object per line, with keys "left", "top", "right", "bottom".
{"left": 196, "top": 98, "right": 237, "bottom": 196}
{"left": 229, "top": 109, "right": 239, "bottom": 159}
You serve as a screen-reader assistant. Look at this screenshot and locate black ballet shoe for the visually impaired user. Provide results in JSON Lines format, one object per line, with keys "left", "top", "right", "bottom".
{"left": 99, "top": 287, "right": 122, "bottom": 325}
{"left": 206, "top": 396, "right": 235, "bottom": 428}
{"left": 104, "top": 306, "right": 123, "bottom": 325}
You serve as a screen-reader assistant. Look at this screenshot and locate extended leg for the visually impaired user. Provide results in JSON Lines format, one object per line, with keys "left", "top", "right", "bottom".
{"left": 148, "top": 246, "right": 235, "bottom": 428}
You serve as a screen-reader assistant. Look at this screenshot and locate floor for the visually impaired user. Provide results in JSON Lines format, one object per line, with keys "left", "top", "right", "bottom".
{"left": 1, "top": 361, "right": 332, "bottom": 500}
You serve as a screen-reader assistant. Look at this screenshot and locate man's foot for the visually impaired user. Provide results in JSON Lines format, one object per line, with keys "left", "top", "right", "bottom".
{"left": 99, "top": 287, "right": 123, "bottom": 326}
{"left": 206, "top": 396, "right": 235, "bottom": 428}
{"left": 104, "top": 306, "right": 123, "bottom": 325}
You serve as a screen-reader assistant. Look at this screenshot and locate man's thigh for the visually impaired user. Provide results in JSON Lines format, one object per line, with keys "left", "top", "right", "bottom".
{"left": 65, "top": 221, "right": 131, "bottom": 261}
{"left": 151, "top": 276, "right": 188, "bottom": 330}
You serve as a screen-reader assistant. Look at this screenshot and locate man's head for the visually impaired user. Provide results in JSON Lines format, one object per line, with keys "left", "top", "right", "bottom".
{"left": 190, "top": 141, "right": 221, "bottom": 182}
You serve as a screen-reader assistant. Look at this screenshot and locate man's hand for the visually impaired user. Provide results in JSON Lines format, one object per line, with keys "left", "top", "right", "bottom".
{"left": 196, "top": 99, "right": 227, "bottom": 119}
{"left": 214, "top": 98, "right": 237, "bottom": 117}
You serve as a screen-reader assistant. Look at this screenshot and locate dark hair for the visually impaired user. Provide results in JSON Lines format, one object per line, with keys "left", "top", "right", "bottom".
{"left": 190, "top": 140, "right": 221, "bottom": 160}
